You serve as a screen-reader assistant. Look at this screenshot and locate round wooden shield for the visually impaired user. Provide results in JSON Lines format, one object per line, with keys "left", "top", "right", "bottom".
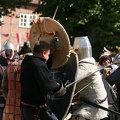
{"left": 30, "top": 17, "right": 70, "bottom": 69}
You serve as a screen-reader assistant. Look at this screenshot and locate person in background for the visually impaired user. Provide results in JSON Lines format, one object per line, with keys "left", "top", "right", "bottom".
{"left": 0, "top": 39, "right": 14, "bottom": 120}
{"left": 20, "top": 41, "right": 66, "bottom": 120}
{"left": 106, "top": 66, "right": 120, "bottom": 110}
{"left": 98, "top": 55, "right": 118, "bottom": 79}
{"left": 1, "top": 41, "right": 33, "bottom": 120}
{"left": 18, "top": 42, "right": 33, "bottom": 57}
{"left": 0, "top": 55, "right": 8, "bottom": 120}
{"left": 98, "top": 55, "right": 119, "bottom": 120}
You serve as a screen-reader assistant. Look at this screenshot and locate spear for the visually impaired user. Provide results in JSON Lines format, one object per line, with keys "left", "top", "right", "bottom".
{"left": 80, "top": 97, "right": 120, "bottom": 116}
{"left": 52, "top": 6, "right": 59, "bottom": 19}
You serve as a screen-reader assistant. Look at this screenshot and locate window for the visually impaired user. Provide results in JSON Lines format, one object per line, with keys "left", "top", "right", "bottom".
{"left": 19, "top": 13, "right": 38, "bottom": 28}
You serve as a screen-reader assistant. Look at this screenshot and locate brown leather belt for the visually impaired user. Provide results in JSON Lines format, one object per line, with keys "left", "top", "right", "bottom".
{"left": 21, "top": 101, "right": 47, "bottom": 108}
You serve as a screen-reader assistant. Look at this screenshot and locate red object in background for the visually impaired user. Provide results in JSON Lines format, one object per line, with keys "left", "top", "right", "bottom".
{"left": 26, "top": 32, "right": 29, "bottom": 41}
{"left": 16, "top": 33, "right": 21, "bottom": 44}
{"left": 2, "top": 34, "right": 9, "bottom": 37}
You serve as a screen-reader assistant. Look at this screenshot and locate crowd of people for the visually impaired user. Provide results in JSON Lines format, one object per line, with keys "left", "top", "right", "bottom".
{"left": 0, "top": 38, "right": 120, "bottom": 120}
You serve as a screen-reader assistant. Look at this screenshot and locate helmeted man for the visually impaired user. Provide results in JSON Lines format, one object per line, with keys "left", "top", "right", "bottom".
{"left": 2, "top": 41, "right": 32, "bottom": 120}
{"left": 70, "top": 36, "right": 108, "bottom": 120}
{"left": 0, "top": 39, "right": 14, "bottom": 120}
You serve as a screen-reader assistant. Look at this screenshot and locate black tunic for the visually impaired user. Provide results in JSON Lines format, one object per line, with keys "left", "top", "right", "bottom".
{"left": 20, "top": 55, "right": 59, "bottom": 105}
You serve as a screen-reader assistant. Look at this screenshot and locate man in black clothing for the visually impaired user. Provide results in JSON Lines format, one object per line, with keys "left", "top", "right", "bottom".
{"left": 0, "top": 55, "right": 8, "bottom": 120}
{"left": 20, "top": 41, "right": 66, "bottom": 120}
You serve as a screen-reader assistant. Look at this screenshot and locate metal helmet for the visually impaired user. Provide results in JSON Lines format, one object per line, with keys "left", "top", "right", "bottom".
{"left": 73, "top": 36, "right": 92, "bottom": 60}
{"left": 2, "top": 40, "right": 14, "bottom": 51}
{"left": 18, "top": 41, "right": 32, "bottom": 55}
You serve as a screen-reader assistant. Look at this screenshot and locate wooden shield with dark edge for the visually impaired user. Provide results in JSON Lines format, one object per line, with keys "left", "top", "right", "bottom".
{"left": 30, "top": 17, "right": 70, "bottom": 69}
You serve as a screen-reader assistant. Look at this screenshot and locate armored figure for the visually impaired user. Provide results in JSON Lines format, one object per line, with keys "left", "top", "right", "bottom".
{"left": 70, "top": 37, "right": 108, "bottom": 120}
{"left": 0, "top": 40, "right": 15, "bottom": 120}
{"left": 2, "top": 42, "right": 32, "bottom": 120}
{"left": 2, "top": 62, "right": 21, "bottom": 120}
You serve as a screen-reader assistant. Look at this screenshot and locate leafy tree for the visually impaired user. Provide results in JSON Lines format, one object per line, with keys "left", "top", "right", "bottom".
{"left": 0, "top": 0, "right": 32, "bottom": 17}
{"left": 34, "top": 0, "right": 120, "bottom": 60}
{"left": 1, "top": 0, "right": 120, "bottom": 60}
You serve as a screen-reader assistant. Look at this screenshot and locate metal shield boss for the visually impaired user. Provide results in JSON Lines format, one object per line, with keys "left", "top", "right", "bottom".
{"left": 30, "top": 17, "right": 70, "bottom": 69}
{"left": 73, "top": 36, "right": 92, "bottom": 60}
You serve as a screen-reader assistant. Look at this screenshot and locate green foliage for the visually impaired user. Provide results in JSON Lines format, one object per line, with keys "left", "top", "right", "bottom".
{"left": 0, "top": 0, "right": 32, "bottom": 16}
{"left": 33, "top": 0, "right": 120, "bottom": 60}
{"left": 1, "top": 0, "right": 120, "bottom": 60}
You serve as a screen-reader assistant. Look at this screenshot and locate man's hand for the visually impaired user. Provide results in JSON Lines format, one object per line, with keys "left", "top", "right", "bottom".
{"left": 54, "top": 81, "right": 66, "bottom": 96}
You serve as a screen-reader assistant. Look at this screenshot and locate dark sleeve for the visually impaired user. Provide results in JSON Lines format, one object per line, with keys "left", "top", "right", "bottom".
{"left": 33, "top": 64, "right": 60, "bottom": 94}
{"left": 106, "top": 67, "right": 120, "bottom": 86}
